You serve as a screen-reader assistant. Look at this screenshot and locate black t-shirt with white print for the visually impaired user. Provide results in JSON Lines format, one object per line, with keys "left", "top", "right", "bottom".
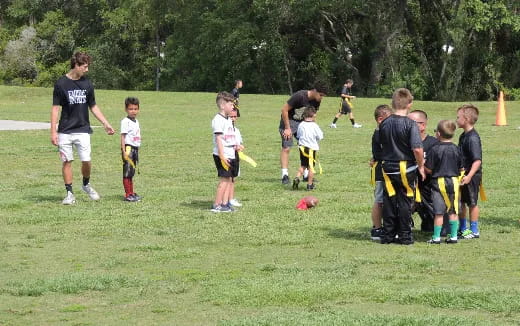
{"left": 53, "top": 75, "right": 96, "bottom": 134}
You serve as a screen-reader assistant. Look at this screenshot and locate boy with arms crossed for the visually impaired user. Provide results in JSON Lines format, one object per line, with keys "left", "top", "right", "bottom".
{"left": 211, "top": 92, "right": 238, "bottom": 213}
{"left": 121, "top": 97, "right": 142, "bottom": 202}
{"left": 425, "top": 120, "right": 464, "bottom": 244}
{"left": 456, "top": 104, "right": 483, "bottom": 239}
{"left": 379, "top": 88, "right": 425, "bottom": 245}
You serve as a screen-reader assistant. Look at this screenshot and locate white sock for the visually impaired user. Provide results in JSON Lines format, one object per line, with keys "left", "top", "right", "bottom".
{"left": 303, "top": 169, "right": 309, "bottom": 178}
{"left": 281, "top": 168, "right": 288, "bottom": 177}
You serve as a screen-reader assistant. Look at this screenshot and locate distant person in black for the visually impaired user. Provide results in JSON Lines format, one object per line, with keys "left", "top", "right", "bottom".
{"left": 329, "top": 79, "right": 361, "bottom": 128}
{"left": 279, "top": 84, "right": 327, "bottom": 184}
{"left": 408, "top": 110, "right": 438, "bottom": 232}
{"left": 50, "top": 52, "right": 115, "bottom": 205}
{"left": 231, "top": 79, "right": 243, "bottom": 117}
{"left": 379, "top": 88, "right": 424, "bottom": 245}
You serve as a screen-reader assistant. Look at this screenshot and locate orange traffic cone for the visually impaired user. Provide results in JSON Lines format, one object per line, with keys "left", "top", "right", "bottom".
{"left": 494, "top": 91, "right": 507, "bottom": 126}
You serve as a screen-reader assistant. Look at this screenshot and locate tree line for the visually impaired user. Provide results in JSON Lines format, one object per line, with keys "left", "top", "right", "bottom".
{"left": 0, "top": 0, "right": 519, "bottom": 100}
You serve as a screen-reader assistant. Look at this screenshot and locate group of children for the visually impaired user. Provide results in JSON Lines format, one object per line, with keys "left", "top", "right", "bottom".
{"left": 369, "top": 88, "right": 483, "bottom": 244}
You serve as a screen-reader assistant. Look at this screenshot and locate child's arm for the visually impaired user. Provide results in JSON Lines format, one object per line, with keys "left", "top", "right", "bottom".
{"left": 215, "top": 134, "right": 229, "bottom": 168}
{"left": 121, "top": 133, "right": 128, "bottom": 159}
{"left": 460, "top": 160, "right": 481, "bottom": 185}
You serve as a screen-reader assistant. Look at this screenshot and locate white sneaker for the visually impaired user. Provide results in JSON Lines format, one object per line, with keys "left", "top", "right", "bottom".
{"left": 229, "top": 198, "right": 243, "bottom": 207}
{"left": 82, "top": 184, "right": 100, "bottom": 200}
{"left": 353, "top": 123, "right": 362, "bottom": 128}
{"left": 62, "top": 191, "right": 76, "bottom": 205}
{"left": 329, "top": 123, "right": 337, "bottom": 128}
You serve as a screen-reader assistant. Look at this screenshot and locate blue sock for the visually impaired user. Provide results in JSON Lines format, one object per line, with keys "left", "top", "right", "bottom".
{"left": 459, "top": 218, "right": 467, "bottom": 231}
{"left": 470, "top": 221, "right": 479, "bottom": 234}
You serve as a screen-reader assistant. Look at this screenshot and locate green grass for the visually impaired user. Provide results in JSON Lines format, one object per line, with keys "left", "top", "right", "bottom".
{"left": 0, "top": 85, "right": 519, "bottom": 325}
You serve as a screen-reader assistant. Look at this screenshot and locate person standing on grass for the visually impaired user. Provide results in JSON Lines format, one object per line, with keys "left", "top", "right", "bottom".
{"left": 50, "top": 52, "right": 115, "bottom": 205}
{"left": 211, "top": 92, "right": 238, "bottom": 213}
{"left": 379, "top": 88, "right": 425, "bottom": 245}
{"left": 425, "top": 120, "right": 464, "bottom": 244}
{"left": 456, "top": 104, "right": 483, "bottom": 239}
{"left": 292, "top": 107, "right": 323, "bottom": 191}
{"left": 369, "top": 104, "right": 392, "bottom": 241}
{"left": 279, "top": 83, "right": 327, "bottom": 185}
{"left": 330, "top": 79, "right": 362, "bottom": 128}
{"left": 121, "top": 97, "right": 142, "bottom": 202}
{"left": 408, "top": 109, "right": 439, "bottom": 233}
{"left": 231, "top": 79, "right": 243, "bottom": 117}
{"left": 228, "top": 108, "right": 244, "bottom": 208}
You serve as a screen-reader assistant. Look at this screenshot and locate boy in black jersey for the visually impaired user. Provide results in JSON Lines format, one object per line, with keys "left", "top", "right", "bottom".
{"left": 279, "top": 84, "right": 327, "bottom": 184}
{"left": 330, "top": 79, "right": 362, "bottom": 128}
{"left": 379, "top": 88, "right": 425, "bottom": 245}
{"left": 231, "top": 79, "right": 243, "bottom": 117}
{"left": 369, "top": 104, "right": 392, "bottom": 241}
{"left": 425, "top": 120, "right": 464, "bottom": 244}
{"left": 408, "top": 110, "right": 438, "bottom": 232}
{"left": 456, "top": 104, "right": 483, "bottom": 239}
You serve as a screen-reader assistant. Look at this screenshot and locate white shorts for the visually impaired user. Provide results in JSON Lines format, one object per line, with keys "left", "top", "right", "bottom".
{"left": 58, "top": 133, "right": 91, "bottom": 162}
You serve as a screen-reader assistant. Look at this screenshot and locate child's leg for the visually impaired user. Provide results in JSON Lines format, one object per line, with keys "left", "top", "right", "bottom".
{"left": 469, "top": 205, "right": 480, "bottom": 234}
{"left": 296, "top": 166, "right": 304, "bottom": 178}
{"left": 431, "top": 214, "right": 443, "bottom": 240}
{"left": 448, "top": 213, "right": 459, "bottom": 240}
{"left": 459, "top": 204, "right": 467, "bottom": 231}
{"left": 214, "top": 177, "right": 231, "bottom": 206}
{"left": 307, "top": 170, "right": 314, "bottom": 185}
{"left": 223, "top": 179, "right": 234, "bottom": 205}
{"left": 123, "top": 177, "right": 133, "bottom": 197}
{"left": 371, "top": 202, "right": 383, "bottom": 229}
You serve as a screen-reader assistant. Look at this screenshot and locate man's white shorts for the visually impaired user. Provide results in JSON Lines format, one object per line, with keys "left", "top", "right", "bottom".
{"left": 58, "top": 133, "right": 91, "bottom": 162}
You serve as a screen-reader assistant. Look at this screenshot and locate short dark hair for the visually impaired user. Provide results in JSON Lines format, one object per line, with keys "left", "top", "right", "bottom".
{"left": 410, "top": 109, "right": 428, "bottom": 120}
{"left": 302, "top": 106, "right": 317, "bottom": 119}
{"left": 345, "top": 79, "right": 353, "bottom": 84}
{"left": 70, "top": 52, "right": 92, "bottom": 69}
{"left": 457, "top": 104, "right": 479, "bottom": 124}
{"left": 311, "top": 81, "right": 328, "bottom": 95}
{"left": 125, "top": 97, "right": 140, "bottom": 108}
{"left": 374, "top": 104, "right": 392, "bottom": 120}
{"left": 436, "top": 120, "right": 456, "bottom": 139}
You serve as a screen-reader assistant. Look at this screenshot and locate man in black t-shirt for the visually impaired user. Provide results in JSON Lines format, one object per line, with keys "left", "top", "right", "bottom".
{"left": 408, "top": 110, "right": 438, "bottom": 232}
{"left": 50, "top": 52, "right": 115, "bottom": 205}
{"left": 279, "top": 85, "right": 326, "bottom": 184}
{"left": 379, "top": 88, "right": 424, "bottom": 245}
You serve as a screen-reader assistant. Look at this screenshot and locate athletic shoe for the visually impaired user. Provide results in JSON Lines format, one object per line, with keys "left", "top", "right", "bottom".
{"left": 281, "top": 175, "right": 289, "bottom": 185}
{"left": 82, "top": 184, "right": 100, "bottom": 201}
{"left": 426, "top": 239, "right": 441, "bottom": 244}
{"left": 353, "top": 123, "right": 362, "bottom": 128}
{"left": 370, "top": 227, "right": 383, "bottom": 241}
{"left": 445, "top": 238, "right": 458, "bottom": 244}
{"left": 303, "top": 176, "right": 318, "bottom": 183}
{"left": 229, "top": 198, "right": 242, "bottom": 207}
{"left": 124, "top": 194, "right": 139, "bottom": 202}
{"left": 62, "top": 191, "right": 76, "bottom": 205}
{"left": 459, "top": 229, "right": 476, "bottom": 239}
{"left": 210, "top": 204, "right": 232, "bottom": 213}
{"left": 471, "top": 232, "right": 480, "bottom": 238}
{"left": 329, "top": 123, "right": 337, "bottom": 128}
{"left": 224, "top": 203, "right": 235, "bottom": 212}
{"left": 306, "top": 183, "right": 315, "bottom": 191}
{"left": 292, "top": 177, "right": 300, "bottom": 190}
{"left": 132, "top": 193, "right": 142, "bottom": 201}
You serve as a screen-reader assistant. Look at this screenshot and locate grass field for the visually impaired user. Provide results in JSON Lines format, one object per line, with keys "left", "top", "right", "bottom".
{"left": 1, "top": 85, "right": 519, "bottom": 325}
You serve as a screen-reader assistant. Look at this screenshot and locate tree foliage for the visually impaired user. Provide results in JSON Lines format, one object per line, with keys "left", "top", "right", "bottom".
{"left": 0, "top": 0, "right": 519, "bottom": 100}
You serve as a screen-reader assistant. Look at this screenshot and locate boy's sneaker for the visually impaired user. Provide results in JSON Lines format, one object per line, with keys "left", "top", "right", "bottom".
{"left": 132, "top": 193, "right": 142, "bottom": 201}
{"left": 329, "top": 123, "right": 337, "bottom": 128}
{"left": 210, "top": 204, "right": 232, "bottom": 213}
{"left": 281, "top": 175, "right": 289, "bottom": 185}
{"left": 292, "top": 177, "right": 300, "bottom": 190}
{"left": 224, "top": 203, "right": 235, "bottom": 212}
{"left": 62, "top": 191, "right": 76, "bottom": 205}
{"left": 82, "top": 184, "right": 100, "bottom": 200}
{"left": 124, "top": 194, "right": 139, "bottom": 202}
{"left": 459, "top": 229, "right": 476, "bottom": 239}
{"left": 370, "top": 227, "right": 383, "bottom": 241}
{"left": 426, "top": 239, "right": 441, "bottom": 244}
{"left": 445, "top": 238, "right": 458, "bottom": 244}
{"left": 229, "top": 198, "right": 242, "bottom": 207}
{"left": 306, "top": 183, "right": 315, "bottom": 191}
{"left": 353, "top": 123, "right": 362, "bottom": 128}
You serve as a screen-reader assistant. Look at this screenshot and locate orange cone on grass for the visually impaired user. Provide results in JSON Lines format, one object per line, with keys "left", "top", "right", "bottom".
{"left": 494, "top": 91, "right": 507, "bottom": 126}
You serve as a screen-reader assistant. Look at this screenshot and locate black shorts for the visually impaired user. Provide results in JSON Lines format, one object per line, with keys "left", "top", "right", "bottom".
{"left": 122, "top": 145, "right": 139, "bottom": 178}
{"left": 431, "top": 177, "right": 459, "bottom": 215}
{"left": 299, "top": 147, "right": 318, "bottom": 169}
{"left": 460, "top": 173, "right": 482, "bottom": 207}
{"left": 213, "top": 154, "right": 239, "bottom": 178}
{"left": 339, "top": 101, "right": 352, "bottom": 114}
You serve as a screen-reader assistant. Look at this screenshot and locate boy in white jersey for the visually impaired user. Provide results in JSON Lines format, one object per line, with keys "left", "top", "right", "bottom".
{"left": 120, "top": 97, "right": 142, "bottom": 202}
{"left": 293, "top": 107, "right": 323, "bottom": 190}
{"left": 211, "top": 92, "right": 238, "bottom": 212}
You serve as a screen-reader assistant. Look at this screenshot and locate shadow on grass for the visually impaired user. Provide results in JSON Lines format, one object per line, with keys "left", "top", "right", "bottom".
{"left": 180, "top": 199, "right": 213, "bottom": 210}
{"left": 323, "top": 226, "right": 436, "bottom": 243}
